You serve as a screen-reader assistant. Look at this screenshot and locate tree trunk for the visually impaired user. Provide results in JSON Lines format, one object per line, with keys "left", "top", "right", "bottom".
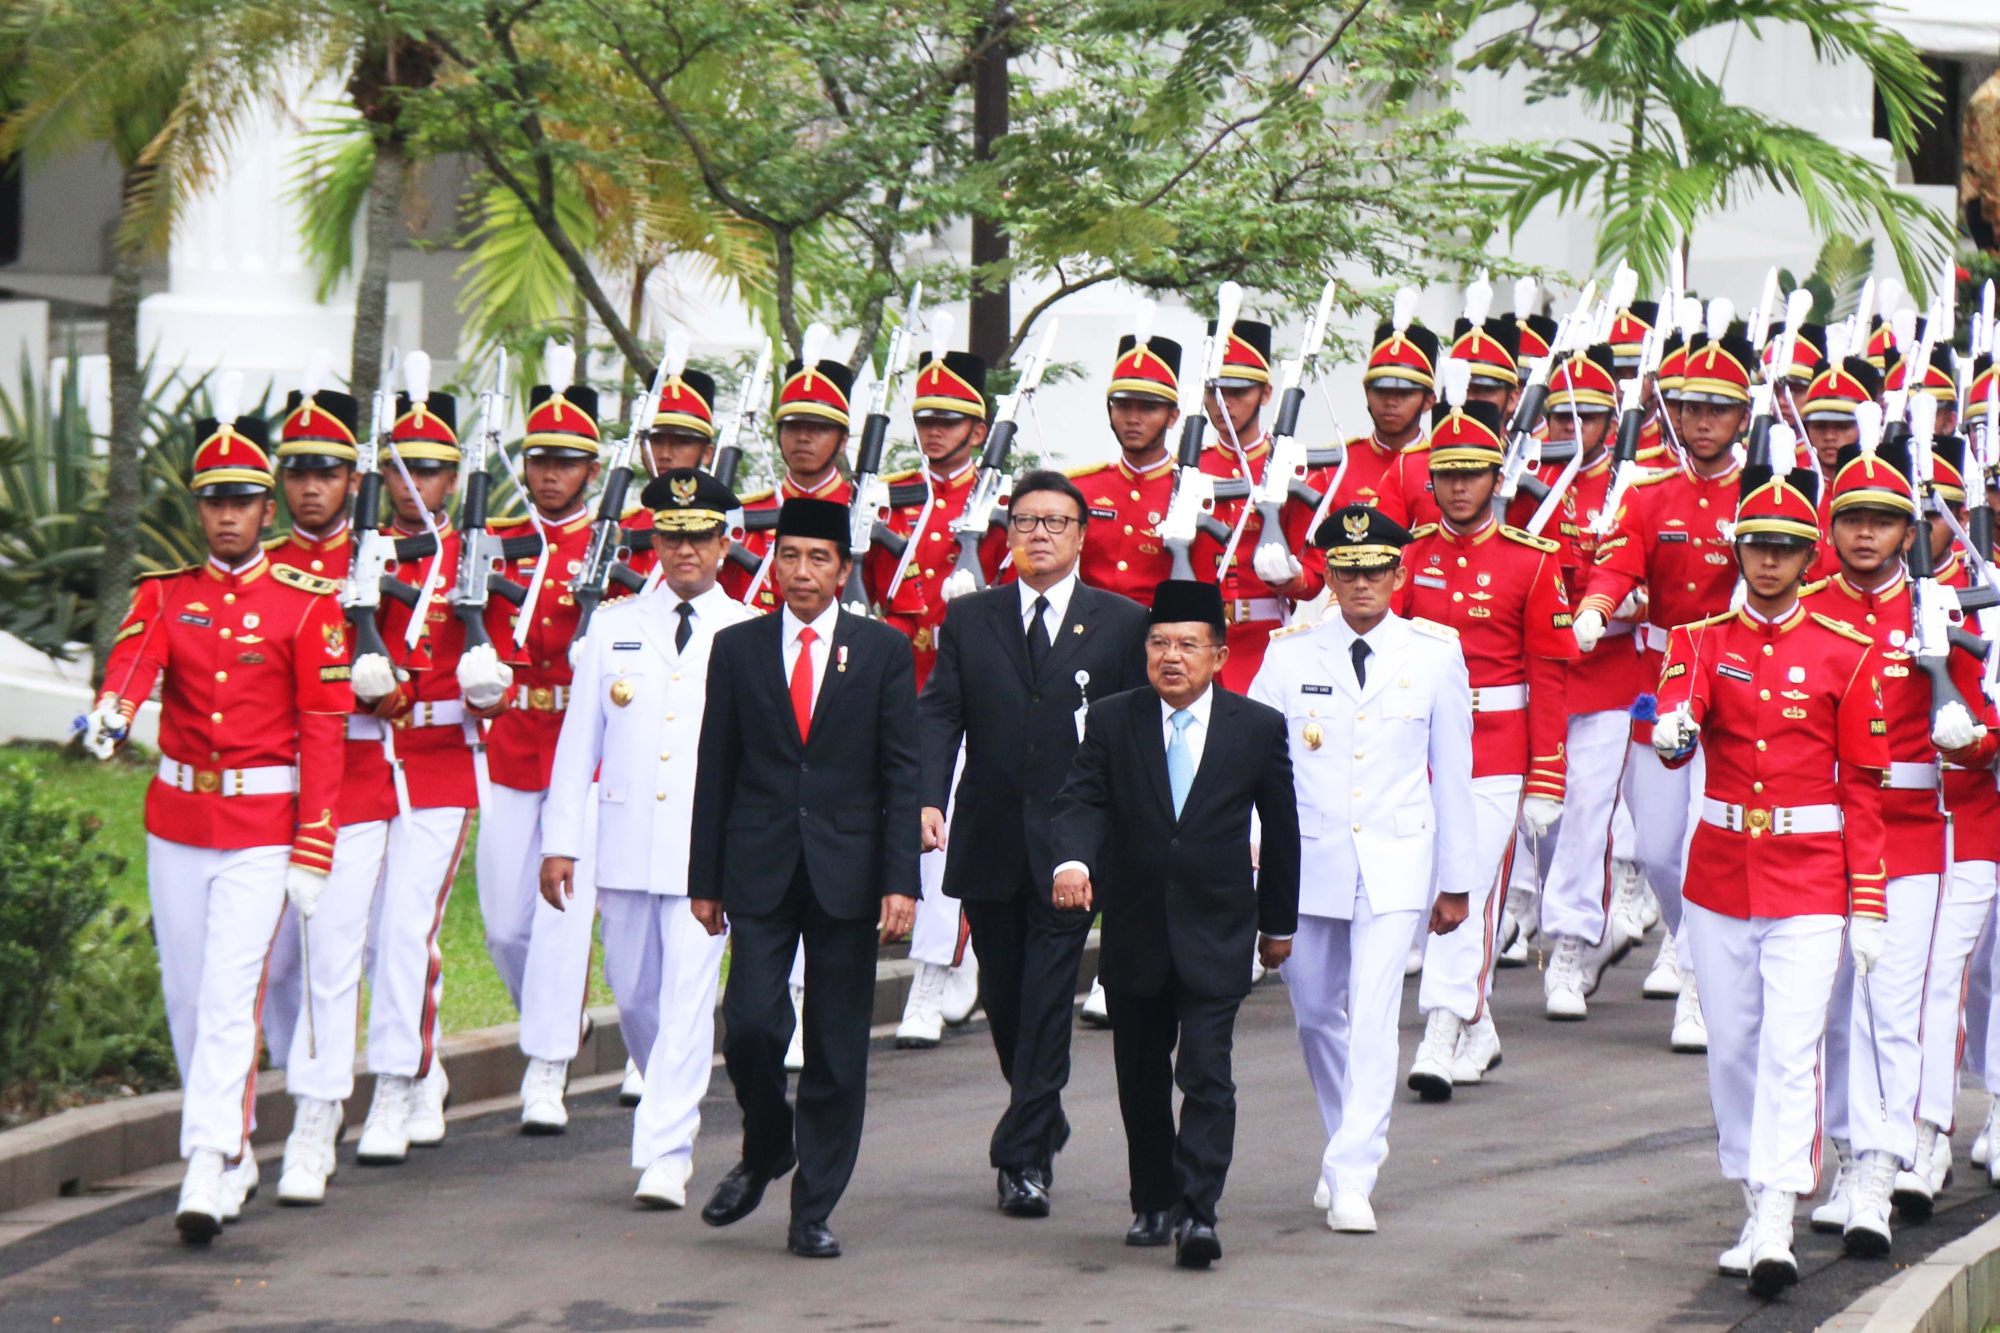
{"left": 967, "top": 7, "right": 1011, "bottom": 367}
{"left": 90, "top": 179, "right": 148, "bottom": 687}
{"left": 349, "top": 135, "right": 406, "bottom": 412}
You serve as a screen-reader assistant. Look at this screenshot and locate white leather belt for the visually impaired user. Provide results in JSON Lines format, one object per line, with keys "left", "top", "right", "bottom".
{"left": 1643, "top": 624, "right": 1670, "bottom": 652}
{"left": 1885, "top": 761, "right": 1941, "bottom": 791}
{"left": 157, "top": 757, "right": 298, "bottom": 796}
{"left": 511, "top": 685, "right": 570, "bottom": 712}
{"left": 403, "top": 699, "right": 467, "bottom": 728}
{"left": 347, "top": 715, "right": 387, "bottom": 741}
{"left": 1469, "top": 684, "right": 1528, "bottom": 713}
{"left": 1600, "top": 619, "right": 1636, "bottom": 638}
{"left": 1701, "top": 798, "right": 1841, "bottom": 835}
{"left": 1224, "top": 597, "right": 1286, "bottom": 626}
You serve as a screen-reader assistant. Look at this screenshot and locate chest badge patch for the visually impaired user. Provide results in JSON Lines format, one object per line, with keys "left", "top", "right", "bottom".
{"left": 1302, "top": 721, "right": 1323, "bottom": 750}
{"left": 609, "top": 678, "right": 635, "bottom": 707}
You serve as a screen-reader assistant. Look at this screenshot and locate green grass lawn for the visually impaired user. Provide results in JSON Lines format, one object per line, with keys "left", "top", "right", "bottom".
{"left": 22, "top": 743, "right": 613, "bottom": 1038}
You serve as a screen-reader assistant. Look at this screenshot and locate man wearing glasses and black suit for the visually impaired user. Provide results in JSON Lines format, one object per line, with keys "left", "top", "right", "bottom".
{"left": 920, "top": 470, "right": 1149, "bottom": 1220}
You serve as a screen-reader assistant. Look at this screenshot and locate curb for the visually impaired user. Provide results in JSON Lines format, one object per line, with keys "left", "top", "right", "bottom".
{"left": 1822, "top": 1208, "right": 2000, "bottom": 1332}
{"left": 0, "top": 933, "right": 1099, "bottom": 1218}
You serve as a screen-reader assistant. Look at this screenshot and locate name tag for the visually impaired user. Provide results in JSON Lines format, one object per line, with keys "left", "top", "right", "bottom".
{"left": 1301, "top": 683, "right": 1333, "bottom": 695}
{"left": 613, "top": 641, "right": 642, "bottom": 651}
{"left": 1657, "top": 532, "right": 1688, "bottom": 543}
{"left": 1717, "top": 663, "right": 1753, "bottom": 683}
{"left": 1413, "top": 574, "right": 1446, "bottom": 590}
{"left": 178, "top": 613, "right": 212, "bottom": 627}
{"left": 1089, "top": 507, "right": 1117, "bottom": 521}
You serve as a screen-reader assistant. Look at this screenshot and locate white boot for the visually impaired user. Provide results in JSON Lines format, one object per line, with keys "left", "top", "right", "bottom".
{"left": 1451, "top": 1010, "right": 1503, "bottom": 1084}
{"left": 941, "top": 953, "right": 981, "bottom": 1025}
{"left": 634, "top": 1155, "right": 692, "bottom": 1209}
{"left": 1844, "top": 1151, "right": 1898, "bottom": 1258}
{"left": 175, "top": 1150, "right": 227, "bottom": 1243}
{"left": 1404, "top": 939, "right": 1424, "bottom": 977}
{"left": 1810, "top": 1138, "right": 1854, "bottom": 1233}
{"left": 785, "top": 984, "right": 808, "bottom": 1070}
{"left": 1328, "top": 1190, "right": 1377, "bottom": 1234}
{"left": 895, "top": 963, "right": 949, "bottom": 1049}
{"left": 1669, "top": 971, "right": 1707, "bottom": 1053}
{"left": 1609, "top": 861, "right": 1649, "bottom": 944}
{"left": 1892, "top": 1122, "right": 1939, "bottom": 1221}
{"left": 1718, "top": 1182, "right": 1758, "bottom": 1276}
{"left": 219, "top": 1142, "right": 258, "bottom": 1222}
{"left": 1543, "top": 937, "right": 1588, "bottom": 1020}
{"left": 1079, "top": 977, "right": 1111, "bottom": 1030}
{"left": 357, "top": 1074, "right": 416, "bottom": 1164}
{"left": 1976, "top": 1099, "right": 1997, "bottom": 1171}
{"left": 277, "top": 1098, "right": 342, "bottom": 1206}
{"left": 619, "top": 1059, "right": 644, "bottom": 1108}
{"left": 1927, "top": 1119, "right": 1954, "bottom": 1193}
{"left": 1578, "top": 922, "right": 1632, "bottom": 995}
{"left": 406, "top": 1061, "right": 449, "bottom": 1147}
{"left": 1641, "top": 932, "right": 1682, "bottom": 999}
{"left": 1497, "top": 888, "right": 1536, "bottom": 968}
{"left": 1407, "top": 1009, "right": 1460, "bottom": 1102}
{"left": 520, "top": 1057, "right": 570, "bottom": 1134}
{"left": 1313, "top": 1176, "right": 1331, "bottom": 1211}
{"left": 1748, "top": 1189, "right": 1798, "bottom": 1295}
{"left": 1638, "top": 880, "right": 1662, "bottom": 932}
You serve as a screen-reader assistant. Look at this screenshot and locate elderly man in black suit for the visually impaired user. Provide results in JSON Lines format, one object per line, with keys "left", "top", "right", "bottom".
{"left": 1051, "top": 579, "right": 1300, "bottom": 1270}
{"left": 688, "top": 497, "right": 921, "bottom": 1260}
{"left": 919, "top": 469, "right": 1149, "bottom": 1219}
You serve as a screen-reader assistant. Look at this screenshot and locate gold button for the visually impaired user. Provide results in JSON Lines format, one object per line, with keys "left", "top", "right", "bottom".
{"left": 1355, "top": 712, "right": 1365, "bottom": 721}
{"left": 665, "top": 712, "right": 676, "bottom": 722}
{"left": 671, "top": 672, "right": 682, "bottom": 682}
{"left": 1753, "top": 781, "right": 1764, "bottom": 793}
{"left": 1456, "top": 556, "right": 1468, "bottom": 568}
{"left": 1756, "top": 739, "right": 1767, "bottom": 751}
{"left": 1866, "top": 613, "right": 1877, "bottom": 624}
{"left": 656, "top": 792, "right": 666, "bottom": 801}
{"left": 210, "top": 751, "right": 222, "bottom": 761}
{"left": 930, "top": 532, "right": 942, "bottom": 542}
{"left": 1352, "top": 822, "right": 1362, "bottom": 833}
{"left": 661, "top": 752, "right": 671, "bottom": 761}
{"left": 1352, "top": 788, "right": 1362, "bottom": 798}
{"left": 220, "top": 628, "right": 232, "bottom": 640}
{"left": 224, "top": 593, "right": 237, "bottom": 604}
{"left": 1231, "top": 468, "right": 1241, "bottom": 479}
{"left": 1308, "top": 708, "right": 1318, "bottom": 718}
{"left": 211, "top": 711, "right": 224, "bottom": 723}
{"left": 215, "top": 670, "right": 228, "bottom": 682}
{"left": 1451, "top": 591, "right": 1464, "bottom": 602}
{"left": 310, "top": 559, "right": 324, "bottom": 572}
{"left": 1698, "top": 499, "right": 1709, "bottom": 509}
{"left": 1116, "top": 560, "right": 1129, "bottom": 571}
{"left": 541, "top": 616, "right": 553, "bottom": 626}
{"left": 1130, "top": 489, "right": 1141, "bottom": 501}
{"left": 540, "top": 660, "right": 552, "bottom": 670}
{"left": 923, "top": 568, "right": 935, "bottom": 578}
{"left": 1759, "top": 689, "right": 1770, "bottom": 700}
{"left": 1762, "top": 644, "right": 1774, "bottom": 656}
{"left": 1685, "top": 582, "right": 1697, "bottom": 592}
{"left": 1354, "top": 749, "right": 1365, "bottom": 759}
{"left": 1123, "top": 524, "right": 1134, "bottom": 535}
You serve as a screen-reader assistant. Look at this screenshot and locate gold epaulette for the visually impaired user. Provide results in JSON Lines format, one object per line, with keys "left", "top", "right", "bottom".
{"left": 1409, "top": 523, "right": 1440, "bottom": 540}
{"left": 263, "top": 534, "right": 292, "bottom": 551}
{"left": 883, "top": 466, "right": 922, "bottom": 484}
{"left": 1409, "top": 616, "right": 1459, "bottom": 640}
{"left": 1629, "top": 467, "right": 1677, "bottom": 488}
{"left": 1800, "top": 577, "right": 1830, "bottom": 597}
{"left": 1810, "top": 611, "right": 1874, "bottom": 647}
{"left": 1269, "top": 621, "right": 1314, "bottom": 642}
{"left": 1683, "top": 608, "right": 1736, "bottom": 631}
{"left": 489, "top": 511, "right": 534, "bottom": 529}
{"left": 737, "top": 487, "right": 775, "bottom": 506}
{"left": 271, "top": 564, "right": 340, "bottom": 596}
{"left": 136, "top": 564, "right": 191, "bottom": 581}
{"left": 1500, "top": 525, "right": 1560, "bottom": 553}
{"left": 1063, "top": 462, "right": 1109, "bottom": 479}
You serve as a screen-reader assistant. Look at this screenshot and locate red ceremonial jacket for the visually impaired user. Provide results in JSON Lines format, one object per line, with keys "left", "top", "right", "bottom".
{"left": 862, "top": 463, "right": 1007, "bottom": 690}
{"left": 721, "top": 471, "right": 854, "bottom": 615}
{"left": 1072, "top": 454, "right": 1175, "bottom": 604}
{"left": 481, "top": 509, "right": 596, "bottom": 791}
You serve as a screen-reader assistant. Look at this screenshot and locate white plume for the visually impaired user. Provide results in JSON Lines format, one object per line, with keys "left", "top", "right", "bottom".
{"left": 301, "top": 348, "right": 333, "bottom": 399}
{"left": 214, "top": 370, "right": 244, "bottom": 424}
{"left": 1705, "top": 298, "right": 1735, "bottom": 342}
{"left": 800, "top": 322, "right": 832, "bottom": 369}
{"left": 1462, "top": 273, "right": 1493, "bottom": 327}
{"left": 1440, "top": 357, "right": 1472, "bottom": 408}
{"left": 930, "top": 310, "right": 955, "bottom": 362}
{"left": 545, "top": 342, "right": 575, "bottom": 390}
{"left": 1391, "top": 286, "right": 1419, "bottom": 334}
{"left": 1608, "top": 262, "right": 1638, "bottom": 313}
{"left": 1512, "top": 277, "right": 1537, "bottom": 317}
{"left": 663, "top": 330, "right": 690, "bottom": 378}
{"left": 1825, "top": 322, "right": 1852, "bottom": 367}
{"left": 1891, "top": 308, "right": 1917, "bottom": 351}
{"left": 1855, "top": 400, "right": 1883, "bottom": 457}
{"left": 403, "top": 350, "right": 431, "bottom": 403}
{"left": 1134, "top": 299, "right": 1156, "bottom": 348}
{"left": 1910, "top": 391, "right": 1938, "bottom": 441}
{"left": 1783, "top": 288, "right": 1812, "bottom": 332}
{"left": 1677, "top": 296, "right": 1702, "bottom": 336}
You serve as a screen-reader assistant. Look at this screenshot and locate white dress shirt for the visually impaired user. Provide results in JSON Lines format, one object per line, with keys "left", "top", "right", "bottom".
{"left": 1018, "top": 569, "right": 1079, "bottom": 635}
{"left": 780, "top": 600, "right": 841, "bottom": 709}
{"left": 1159, "top": 684, "right": 1213, "bottom": 773}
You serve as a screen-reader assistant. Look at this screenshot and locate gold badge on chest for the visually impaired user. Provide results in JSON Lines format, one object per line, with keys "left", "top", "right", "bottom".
{"left": 609, "top": 678, "right": 635, "bottom": 707}
{"left": 1302, "top": 721, "right": 1323, "bottom": 750}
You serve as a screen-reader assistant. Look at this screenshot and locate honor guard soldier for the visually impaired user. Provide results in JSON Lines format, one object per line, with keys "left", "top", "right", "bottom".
{"left": 864, "top": 348, "right": 1002, "bottom": 1046}
{"left": 1802, "top": 436, "right": 1996, "bottom": 1248}
{"left": 1248, "top": 504, "right": 1476, "bottom": 1235}
{"left": 1883, "top": 343, "right": 1962, "bottom": 437}
{"left": 1799, "top": 357, "right": 1883, "bottom": 482}
{"left": 1606, "top": 302, "right": 1675, "bottom": 465}
{"left": 1339, "top": 310, "right": 1441, "bottom": 522}
{"left": 1394, "top": 388, "right": 1575, "bottom": 1097}
{"left": 1573, "top": 324, "right": 1758, "bottom": 1049}
{"left": 542, "top": 468, "right": 757, "bottom": 1209}
{"left": 463, "top": 356, "right": 608, "bottom": 1133}
{"left": 1653, "top": 464, "right": 1891, "bottom": 1295}
{"left": 725, "top": 357, "right": 855, "bottom": 612}
{"left": 1449, "top": 305, "right": 1523, "bottom": 419}
{"left": 622, "top": 367, "right": 720, "bottom": 582}
{"left": 1761, "top": 321, "right": 1826, "bottom": 438}
{"left": 81, "top": 396, "right": 351, "bottom": 1242}
{"left": 1071, "top": 330, "right": 1183, "bottom": 604}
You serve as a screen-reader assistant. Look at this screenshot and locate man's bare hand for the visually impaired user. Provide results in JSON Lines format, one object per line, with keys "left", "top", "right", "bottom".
{"left": 920, "top": 806, "right": 947, "bottom": 852}
{"left": 1428, "top": 891, "right": 1470, "bottom": 936}
{"left": 879, "top": 893, "right": 917, "bottom": 942}
{"left": 1258, "top": 934, "right": 1292, "bottom": 971}
{"left": 1053, "top": 868, "right": 1093, "bottom": 913}
{"left": 690, "top": 897, "right": 727, "bottom": 937}
{"left": 539, "top": 856, "right": 576, "bottom": 910}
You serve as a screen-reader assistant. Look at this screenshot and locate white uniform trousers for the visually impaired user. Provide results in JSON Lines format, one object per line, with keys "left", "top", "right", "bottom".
{"left": 1826, "top": 873, "right": 1943, "bottom": 1165}
{"left": 366, "top": 808, "right": 473, "bottom": 1077}
{"left": 146, "top": 837, "right": 289, "bottom": 1159}
{"left": 1626, "top": 741, "right": 1701, "bottom": 936}
{"left": 266, "top": 821, "right": 391, "bottom": 1100}
{"left": 1418, "top": 775, "right": 1521, "bottom": 1021}
{"left": 597, "top": 888, "right": 728, "bottom": 1169}
{"left": 1284, "top": 886, "right": 1423, "bottom": 1200}
{"left": 1923, "top": 859, "right": 1998, "bottom": 1124}
{"left": 908, "top": 743, "right": 969, "bottom": 968}
{"left": 1681, "top": 901, "right": 1843, "bottom": 1194}
{"left": 1540, "top": 711, "right": 1632, "bottom": 943}
{"left": 476, "top": 783, "right": 598, "bottom": 1061}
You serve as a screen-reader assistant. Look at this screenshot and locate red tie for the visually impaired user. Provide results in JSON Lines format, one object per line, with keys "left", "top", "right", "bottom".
{"left": 790, "top": 625, "right": 819, "bottom": 741}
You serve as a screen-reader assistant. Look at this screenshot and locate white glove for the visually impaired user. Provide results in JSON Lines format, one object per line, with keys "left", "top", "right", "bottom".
{"left": 1573, "top": 608, "right": 1606, "bottom": 653}
{"left": 79, "top": 701, "right": 127, "bottom": 761}
{"left": 1931, "top": 699, "right": 1986, "bottom": 752}
{"left": 940, "top": 568, "right": 977, "bottom": 603}
{"left": 1850, "top": 915, "right": 1885, "bottom": 977}
{"left": 351, "top": 652, "right": 397, "bottom": 705}
{"left": 1652, "top": 705, "right": 1699, "bottom": 759}
{"left": 1521, "top": 795, "right": 1563, "bottom": 835}
{"left": 1613, "top": 589, "right": 1645, "bottom": 621}
{"left": 568, "top": 637, "right": 585, "bottom": 671}
{"left": 1251, "top": 541, "right": 1303, "bottom": 587}
{"left": 456, "top": 643, "right": 514, "bottom": 710}
{"left": 286, "top": 865, "right": 327, "bottom": 921}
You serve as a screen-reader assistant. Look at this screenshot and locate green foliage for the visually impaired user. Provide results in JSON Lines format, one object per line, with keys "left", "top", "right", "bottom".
{"left": 1778, "top": 235, "right": 1876, "bottom": 326}
{"left": 289, "top": 120, "right": 382, "bottom": 302}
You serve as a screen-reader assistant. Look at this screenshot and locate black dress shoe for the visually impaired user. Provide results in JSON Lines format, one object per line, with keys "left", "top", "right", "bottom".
{"left": 997, "top": 1167, "right": 1050, "bottom": 1218}
{"left": 701, "top": 1157, "right": 794, "bottom": 1227}
{"left": 787, "top": 1219, "right": 842, "bottom": 1258}
{"left": 1125, "top": 1210, "right": 1173, "bottom": 1247}
{"left": 1174, "top": 1218, "right": 1221, "bottom": 1269}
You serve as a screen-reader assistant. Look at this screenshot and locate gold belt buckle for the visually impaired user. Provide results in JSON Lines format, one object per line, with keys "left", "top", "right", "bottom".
{"left": 1226, "top": 599, "right": 1249, "bottom": 626}
{"left": 529, "top": 686, "right": 554, "bottom": 711}
{"left": 194, "top": 769, "right": 221, "bottom": 794}
{"left": 1744, "top": 806, "right": 1771, "bottom": 837}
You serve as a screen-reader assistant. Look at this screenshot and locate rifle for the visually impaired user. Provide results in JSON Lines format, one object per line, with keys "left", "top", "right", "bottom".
{"left": 1160, "top": 283, "right": 1241, "bottom": 579}
{"left": 341, "top": 364, "right": 423, "bottom": 663}
{"left": 1907, "top": 396, "right": 1997, "bottom": 718}
{"left": 573, "top": 336, "right": 680, "bottom": 642}
{"left": 1497, "top": 279, "right": 1597, "bottom": 515}
{"left": 712, "top": 340, "right": 772, "bottom": 496}
{"left": 940, "top": 316, "right": 1061, "bottom": 600}
{"left": 842, "top": 285, "right": 924, "bottom": 613}
{"left": 447, "top": 350, "right": 532, "bottom": 653}
{"left": 1248, "top": 280, "right": 1338, "bottom": 577}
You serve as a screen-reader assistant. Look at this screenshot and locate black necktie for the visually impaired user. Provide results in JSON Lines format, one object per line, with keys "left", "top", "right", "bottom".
{"left": 675, "top": 601, "right": 694, "bottom": 654}
{"left": 1027, "top": 595, "right": 1052, "bottom": 674}
{"left": 1350, "top": 638, "right": 1370, "bottom": 689}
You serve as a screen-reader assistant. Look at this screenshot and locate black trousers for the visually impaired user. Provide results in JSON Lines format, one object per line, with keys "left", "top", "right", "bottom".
{"left": 1106, "top": 974, "right": 1242, "bottom": 1226}
{"left": 962, "top": 885, "right": 1094, "bottom": 1173}
{"left": 721, "top": 860, "right": 878, "bottom": 1225}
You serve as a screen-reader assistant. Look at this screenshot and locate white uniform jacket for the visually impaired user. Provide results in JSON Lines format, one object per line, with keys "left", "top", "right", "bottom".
{"left": 542, "top": 582, "right": 756, "bottom": 892}
{"left": 1248, "top": 611, "right": 1478, "bottom": 920}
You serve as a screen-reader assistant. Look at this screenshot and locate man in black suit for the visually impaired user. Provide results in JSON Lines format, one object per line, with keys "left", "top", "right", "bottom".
{"left": 919, "top": 469, "right": 1149, "bottom": 1219}
{"left": 688, "top": 496, "right": 921, "bottom": 1259}
{"left": 1050, "top": 579, "right": 1300, "bottom": 1270}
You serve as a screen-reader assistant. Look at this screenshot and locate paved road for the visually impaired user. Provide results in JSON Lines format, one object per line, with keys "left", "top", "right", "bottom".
{"left": 4, "top": 950, "right": 1998, "bottom": 1332}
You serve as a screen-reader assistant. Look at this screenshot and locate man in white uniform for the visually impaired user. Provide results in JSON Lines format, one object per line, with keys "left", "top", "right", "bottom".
{"left": 542, "top": 469, "right": 755, "bottom": 1208}
{"left": 1250, "top": 504, "right": 1477, "bottom": 1234}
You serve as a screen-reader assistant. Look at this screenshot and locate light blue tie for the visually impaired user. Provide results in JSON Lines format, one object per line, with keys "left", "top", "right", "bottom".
{"left": 1167, "top": 709, "right": 1195, "bottom": 818}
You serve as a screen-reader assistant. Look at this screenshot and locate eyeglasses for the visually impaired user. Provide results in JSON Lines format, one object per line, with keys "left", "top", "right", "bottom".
{"left": 1145, "top": 635, "right": 1218, "bottom": 655}
{"left": 1010, "top": 513, "right": 1078, "bottom": 534}
{"left": 1330, "top": 564, "right": 1399, "bottom": 584}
